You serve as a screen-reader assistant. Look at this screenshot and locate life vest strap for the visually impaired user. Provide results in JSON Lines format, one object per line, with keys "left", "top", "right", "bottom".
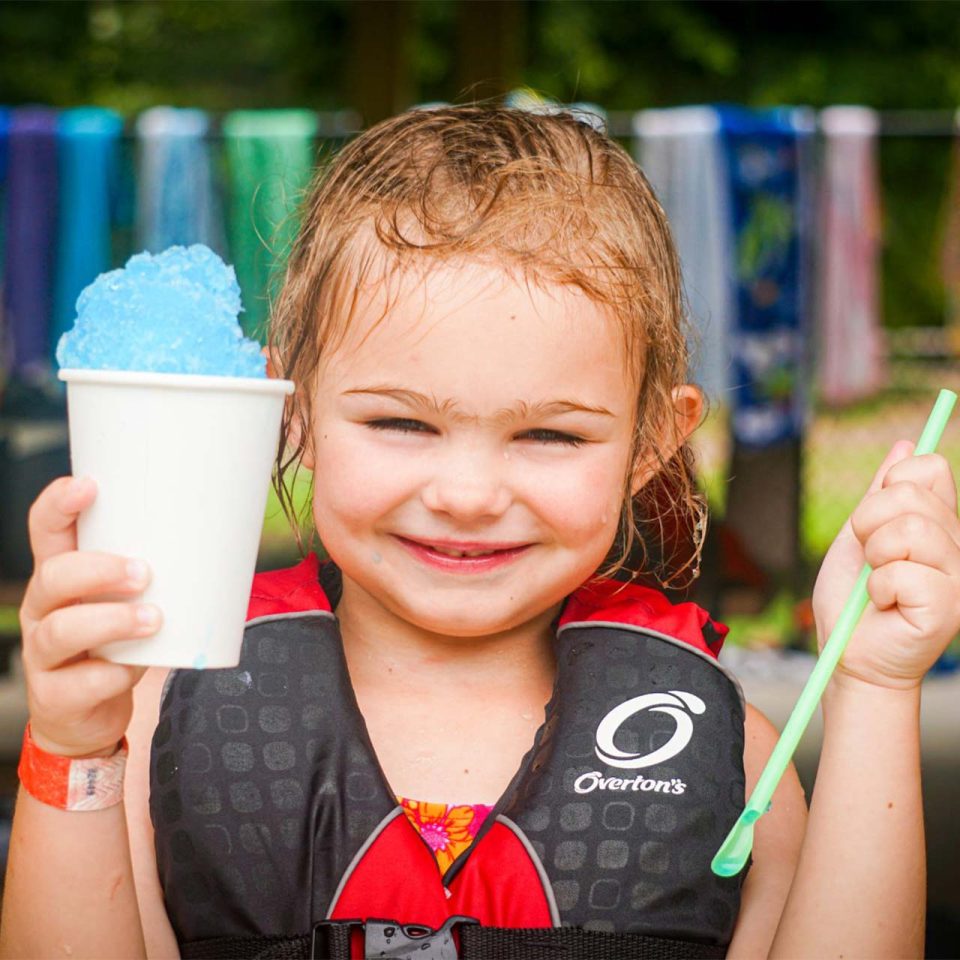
{"left": 181, "top": 921, "right": 728, "bottom": 959}
{"left": 459, "top": 926, "right": 727, "bottom": 958}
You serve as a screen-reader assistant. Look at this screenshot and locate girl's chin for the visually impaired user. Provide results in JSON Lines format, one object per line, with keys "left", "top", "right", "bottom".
{"left": 398, "top": 607, "right": 537, "bottom": 640}
{"left": 411, "top": 587, "right": 576, "bottom": 638}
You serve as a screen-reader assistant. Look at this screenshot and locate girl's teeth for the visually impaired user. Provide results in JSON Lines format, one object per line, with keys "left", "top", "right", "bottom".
{"left": 431, "top": 546, "right": 496, "bottom": 558}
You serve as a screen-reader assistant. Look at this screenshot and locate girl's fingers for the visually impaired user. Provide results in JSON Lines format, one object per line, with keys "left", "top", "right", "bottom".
{"left": 21, "top": 549, "right": 151, "bottom": 625}
{"left": 27, "top": 659, "right": 146, "bottom": 734}
{"left": 28, "top": 600, "right": 162, "bottom": 673}
{"left": 852, "top": 480, "right": 960, "bottom": 554}
{"left": 867, "top": 562, "right": 955, "bottom": 626}
{"left": 27, "top": 475, "right": 97, "bottom": 568}
{"left": 880, "top": 452, "right": 957, "bottom": 512}
{"left": 862, "top": 512, "right": 960, "bottom": 577}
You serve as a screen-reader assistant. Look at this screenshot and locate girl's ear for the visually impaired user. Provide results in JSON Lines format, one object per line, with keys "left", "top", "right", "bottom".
{"left": 263, "top": 347, "right": 316, "bottom": 471}
{"left": 286, "top": 407, "right": 316, "bottom": 471}
{"left": 630, "top": 385, "right": 704, "bottom": 495}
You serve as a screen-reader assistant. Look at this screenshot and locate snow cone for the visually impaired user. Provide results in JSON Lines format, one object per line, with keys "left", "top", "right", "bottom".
{"left": 57, "top": 245, "right": 294, "bottom": 668}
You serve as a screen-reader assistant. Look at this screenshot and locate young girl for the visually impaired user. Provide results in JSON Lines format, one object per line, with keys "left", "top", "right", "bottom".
{"left": 3, "top": 105, "right": 959, "bottom": 960}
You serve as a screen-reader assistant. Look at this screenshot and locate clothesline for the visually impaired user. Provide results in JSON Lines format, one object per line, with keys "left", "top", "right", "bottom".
{"left": 114, "top": 109, "right": 363, "bottom": 140}
{"left": 93, "top": 108, "right": 960, "bottom": 141}
{"left": 607, "top": 109, "right": 960, "bottom": 139}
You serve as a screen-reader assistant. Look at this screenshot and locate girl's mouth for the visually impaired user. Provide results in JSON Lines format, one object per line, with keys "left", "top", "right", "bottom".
{"left": 393, "top": 536, "right": 531, "bottom": 572}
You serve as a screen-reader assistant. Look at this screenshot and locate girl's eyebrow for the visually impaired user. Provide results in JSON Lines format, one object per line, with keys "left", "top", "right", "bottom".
{"left": 342, "top": 385, "right": 616, "bottom": 421}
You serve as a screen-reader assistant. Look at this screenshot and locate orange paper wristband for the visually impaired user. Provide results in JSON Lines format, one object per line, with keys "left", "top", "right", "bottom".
{"left": 17, "top": 723, "right": 128, "bottom": 811}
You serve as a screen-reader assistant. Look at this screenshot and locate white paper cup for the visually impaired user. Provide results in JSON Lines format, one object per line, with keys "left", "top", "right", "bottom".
{"left": 58, "top": 369, "right": 295, "bottom": 669}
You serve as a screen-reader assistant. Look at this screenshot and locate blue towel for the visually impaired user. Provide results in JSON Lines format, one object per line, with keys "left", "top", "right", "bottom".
{"left": 52, "top": 107, "right": 124, "bottom": 360}
{"left": 0, "top": 108, "right": 10, "bottom": 275}
{"left": 3, "top": 107, "right": 59, "bottom": 384}
{"left": 718, "top": 106, "right": 815, "bottom": 448}
{"left": 135, "top": 107, "right": 224, "bottom": 254}
{"left": 0, "top": 107, "right": 9, "bottom": 181}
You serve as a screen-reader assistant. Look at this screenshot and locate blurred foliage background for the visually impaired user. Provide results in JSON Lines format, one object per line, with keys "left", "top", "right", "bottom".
{"left": 4, "top": 0, "right": 960, "bottom": 112}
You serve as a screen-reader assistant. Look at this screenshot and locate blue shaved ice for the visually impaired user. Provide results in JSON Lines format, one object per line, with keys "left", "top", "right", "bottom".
{"left": 56, "top": 245, "right": 266, "bottom": 378}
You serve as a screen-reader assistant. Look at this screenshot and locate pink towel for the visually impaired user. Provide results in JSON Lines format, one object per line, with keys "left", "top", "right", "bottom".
{"left": 817, "top": 107, "right": 886, "bottom": 406}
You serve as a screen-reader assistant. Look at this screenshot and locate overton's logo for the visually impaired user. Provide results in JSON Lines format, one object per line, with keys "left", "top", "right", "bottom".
{"left": 595, "top": 690, "right": 705, "bottom": 769}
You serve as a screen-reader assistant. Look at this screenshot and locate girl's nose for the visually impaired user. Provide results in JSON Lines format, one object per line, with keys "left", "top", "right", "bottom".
{"left": 420, "top": 446, "right": 511, "bottom": 520}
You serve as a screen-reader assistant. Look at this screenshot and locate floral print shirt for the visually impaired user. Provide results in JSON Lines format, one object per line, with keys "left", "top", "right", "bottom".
{"left": 397, "top": 797, "right": 494, "bottom": 873}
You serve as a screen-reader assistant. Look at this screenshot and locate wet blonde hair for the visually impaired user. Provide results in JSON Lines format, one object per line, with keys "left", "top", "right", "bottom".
{"left": 269, "top": 104, "right": 707, "bottom": 588}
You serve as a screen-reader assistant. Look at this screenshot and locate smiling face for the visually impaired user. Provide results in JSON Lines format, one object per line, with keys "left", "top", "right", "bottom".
{"left": 304, "top": 259, "right": 644, "bottom": 641}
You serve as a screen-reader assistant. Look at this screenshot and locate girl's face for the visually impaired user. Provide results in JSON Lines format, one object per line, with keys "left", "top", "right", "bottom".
{"left": 304, "top": 260, "right": 645, "bottom": 639}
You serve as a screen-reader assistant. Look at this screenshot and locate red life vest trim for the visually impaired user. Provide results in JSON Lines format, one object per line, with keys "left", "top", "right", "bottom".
{"left": 443, "top": 819, "right": 556, "bottom": 928}
{"left": 559, "top": 578, "right": 728, "bottom": 659}
{"left": 247, "top": 553, "right": 331, "bottom": 620}
{"left": 329, "top": 809, "right": 451, "bottom": 930}
{"left": 327, "top": 810, "right": 556, "bottom": 945}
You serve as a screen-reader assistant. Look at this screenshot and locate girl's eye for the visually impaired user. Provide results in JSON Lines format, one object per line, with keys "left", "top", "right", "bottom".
{"left": 366, "top": 418, "right": 437, "bottom": 435}
{"left": 518, "top": 429, "right": 586, "bottom": 447}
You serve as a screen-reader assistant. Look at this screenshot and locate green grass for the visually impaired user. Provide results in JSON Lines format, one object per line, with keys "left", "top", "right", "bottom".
{"left": 259, "top": 466, "right": 315, "bottom": 562}
{"left": 0, "top": 606, "right": 18, "bottom": 634}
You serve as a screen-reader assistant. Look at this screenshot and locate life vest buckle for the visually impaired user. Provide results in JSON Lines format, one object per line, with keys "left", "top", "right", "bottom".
{"left": 311, "top": 915, "right": 478, "bottom": 960}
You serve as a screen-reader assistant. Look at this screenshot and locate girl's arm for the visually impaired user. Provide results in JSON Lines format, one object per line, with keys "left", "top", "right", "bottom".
{"left": 770, "top": 679, "right": 924, "bottom": 958}
{"left": 766, "top": 442, "right": 957, "bottom": 957}
{"left": 0, "top": 675, "right": 177, "bottom": 960}
{"left": 0, "top": 478, "right": 175, "bottom": 959}
{"left": 0, "top": 790, "right": 147, "bottom": 959}
{"left": 125, "top": 668, "right": 180, "bottom": 959}
{"left": 726, "top": 706, "right": 807, "bottom": 959}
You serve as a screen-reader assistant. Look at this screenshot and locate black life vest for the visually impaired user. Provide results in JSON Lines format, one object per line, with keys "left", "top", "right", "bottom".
{"left": 150, "top": 555, "right": 745, "bottom": 959}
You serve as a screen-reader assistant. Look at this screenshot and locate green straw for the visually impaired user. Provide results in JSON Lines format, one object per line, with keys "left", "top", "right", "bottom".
{"left": 711, "top": 388, "right": 958, "bottom": 878}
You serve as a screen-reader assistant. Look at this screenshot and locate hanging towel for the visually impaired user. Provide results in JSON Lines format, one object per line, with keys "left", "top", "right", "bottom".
{"left": 222, "top": 110, "right": 318, "bottom": 339}
{"left": 52, "top": 107, "right": 124, "bottom": 360}
{"left": 718, "top": 106, "right": 815, "bottom": 448}
{"left": 817, "top": 106, "right": 884, "bottom": 406}
{"left": 2, "top": 107, "right": 59, "bottom": 385}
{"left": 0, "top": 107, "right": 10, "bottom": 271}
{"left": 135, "top": 107, "right": 224, "bottom": 254}
{"left": 634, "top": 107, "right": 734, "bottom": 406}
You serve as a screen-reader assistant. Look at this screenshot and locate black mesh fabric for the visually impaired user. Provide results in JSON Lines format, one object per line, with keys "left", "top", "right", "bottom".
{"left": 151, "top": 614, "right": 397, "bottom": 943}
{"left": 481, "top": 625, "right": 745, "bottom": 944}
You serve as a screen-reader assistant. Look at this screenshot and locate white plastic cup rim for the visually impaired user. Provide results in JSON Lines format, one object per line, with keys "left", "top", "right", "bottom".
{"left": 58, "top": 368, "right": 295, "bottom": 396}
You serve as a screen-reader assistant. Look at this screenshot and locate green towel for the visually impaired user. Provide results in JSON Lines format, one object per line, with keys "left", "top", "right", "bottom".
{"left": 223, "top": 110, "right": 319, "bottom": 340}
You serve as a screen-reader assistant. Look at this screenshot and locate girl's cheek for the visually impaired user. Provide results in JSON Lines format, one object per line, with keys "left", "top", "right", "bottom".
{"left": 314, "top": 430, "right": 423, "bottom": 514}
{"left": 528, "top": 461, "right": 625, "bottom": 537}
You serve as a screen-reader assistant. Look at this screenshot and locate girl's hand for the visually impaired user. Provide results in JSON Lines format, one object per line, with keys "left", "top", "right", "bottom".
{"left": 812, "top": 440, "right": 960, "bottom": 691}
{"left": 18, "top": 476, "right": 161, "bottom": 758}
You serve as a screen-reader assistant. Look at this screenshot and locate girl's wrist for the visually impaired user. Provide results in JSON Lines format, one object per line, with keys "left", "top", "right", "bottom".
{"left": 28, "top": 724, "right": 124, "bottom": 760}
{"left": 19, "top": 723, "right": 128, "bottom": 812}
{"left": 823, "top": 668, "right": 922, "bottom": 716}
